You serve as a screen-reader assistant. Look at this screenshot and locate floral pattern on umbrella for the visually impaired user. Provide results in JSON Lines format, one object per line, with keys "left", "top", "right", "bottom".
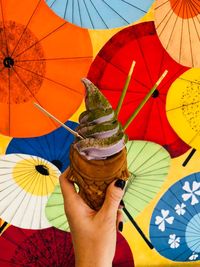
{"left": 150, "top": 172, "right": 200, "bottom": 262}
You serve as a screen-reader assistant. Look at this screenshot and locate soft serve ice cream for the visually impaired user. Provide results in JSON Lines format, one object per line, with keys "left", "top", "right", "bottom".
{"left": 67, "top": 78, "right": 129, "bottom": 210}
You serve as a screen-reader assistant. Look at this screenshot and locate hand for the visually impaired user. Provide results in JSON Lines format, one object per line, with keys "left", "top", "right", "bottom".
{"left": 60, "top": 167, "right": 126, "bottom": 267}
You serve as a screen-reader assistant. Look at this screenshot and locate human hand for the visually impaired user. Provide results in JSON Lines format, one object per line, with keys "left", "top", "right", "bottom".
{"left": 60, "top": 167, "right": 126, "bottom": 267}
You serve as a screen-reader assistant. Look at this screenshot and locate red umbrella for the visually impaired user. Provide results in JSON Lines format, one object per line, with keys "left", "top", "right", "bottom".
{"left": 0, "top": 226, "right": 134, "bottom": 267}
{"left": 88, "top": 21, "right": 190, "bottom": 157}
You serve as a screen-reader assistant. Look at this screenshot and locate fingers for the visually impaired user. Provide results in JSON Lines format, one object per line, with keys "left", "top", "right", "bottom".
{"left": 100, "top": 179, "right": 126, "bottom": 219}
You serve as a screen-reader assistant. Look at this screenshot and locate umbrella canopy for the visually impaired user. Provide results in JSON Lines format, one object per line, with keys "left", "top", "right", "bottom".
{"left": 0, "top": 226, "right": 134, "bottom": 267}
{"left": 0, "top": 0, "right": 92, "bottom": 137}
{"left": 45, "top": 140, "right": 170, "bottom": 231}
{"left": 45, "top": 0, "right": 154, "bottom": 29}
{"left": 0, "top": 153, "right": 60, "bottom": 229}
{"left": 150, "top": 172, "right": 200, "bottom": 262}
{"left": 87, "top": 21, "right": 190, "bottom": 158}
{"left": 166, "top": 68, "right": 200, "bottom": 152}
{"left": 6, "top": 120, "right": 78, "bottom": 172}
{"left": 154, "top": 0, "right": 200, "bottom": 67}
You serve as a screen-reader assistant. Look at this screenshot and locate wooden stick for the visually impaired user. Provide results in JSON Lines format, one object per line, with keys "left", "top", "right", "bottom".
{"left": 182, "top": 148, "right": 196, "bottom": 167}
{"left": 115, "top": 60, "right": 136, "bottom": 117}
{"left": 34, "top": 103, "right": 84, "bottom": 139}
{"left": 123, "top": 70, "right": 168, "bottom": 131}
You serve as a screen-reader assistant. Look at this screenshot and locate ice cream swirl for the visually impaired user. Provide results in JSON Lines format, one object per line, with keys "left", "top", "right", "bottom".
{"left": 73, "top": 78, "right": 127, "bottom": 160}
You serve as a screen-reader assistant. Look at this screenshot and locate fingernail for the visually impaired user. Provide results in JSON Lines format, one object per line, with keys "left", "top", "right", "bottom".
{"left": 120, "top": 199, "right": 125, "bottom": 208}
{"left": 115, "top": 179, "right": 125, "bottom": 190}
{"left": 118, "top": 222, "right": 123, "bottom": 232}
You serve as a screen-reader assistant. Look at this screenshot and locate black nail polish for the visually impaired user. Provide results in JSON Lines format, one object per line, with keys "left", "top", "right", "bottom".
{"left": 118, "top": 222, "right": 123, "bottom": 232}
{"left": 115, "top": 179, "right": 125, "bottom": 189}
{"left": 120, "top": 199, "right": 125, "bottom": 207}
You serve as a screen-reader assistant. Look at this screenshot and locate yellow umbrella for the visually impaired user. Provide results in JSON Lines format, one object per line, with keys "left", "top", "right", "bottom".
{"left": 166, "top": 69, "right": 200, "bottom": 155}
{"left": 154, "top": 0, "right": 200, "bottom": 67}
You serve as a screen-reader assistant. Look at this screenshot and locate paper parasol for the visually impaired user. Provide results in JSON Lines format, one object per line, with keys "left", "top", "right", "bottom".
{"left": 124, "top": 140, "right": 171, "bottom": 219}
{"left": 45, "top": 140, "right": 170, "bottom": 232}
{"left": 45, "top": 0, "right": 154, "bottom": 29}
{"left": 166, "top": 68, "right": 200, "bottom": 152}
{"left": 150, "top": 172, "right": 200, "bottom": 262}
{"left": 0, "top": 0, "right": 92, "bottom": 137}
{"left": 0, "top": 225, "right": 134, "bottom": 267}
{"left": 0, "top": 153, "right": 60, "bottom": 229}
{"left": 154, "top": 0, "right": 200, "bottom": 67}
{"left": 6, "top": 120, "right": 78, "bottom": 172}
{"left": 87, "top": 21, "right": 190, "bottom": 157}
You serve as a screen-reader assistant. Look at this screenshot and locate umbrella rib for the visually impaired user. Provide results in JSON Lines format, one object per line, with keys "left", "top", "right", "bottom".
{"left": 77, "top": 0, "right": 83, "bottom": 27}
{"left": 167, "top": 99, "right": 200, "bottom": 112}
{"left": 48, "top": 0, "right": 57, "bottom": 8}
{"left": 128, "top": 183, "right": 159, "bottom": 194}
{"left": 15, "top": 56, "right": 92, "bottom": 62}
{"left": 123, "top": 198, "right": 141, "bottom": 213}
{"left": 156, "top": 100, "right": 168, "bottom": 145}
{"left": 125, "top": 187, "right": 152, "bottom": 203}
{"left": 14, "top": 21, "right": 67, "bottom": 58}
{"left": 14, "top": 63, "right": 83, "bottom": 95}
{"left": 136, "top": 156, "right": 170, "bottom": 174}
{"left": 155, "top": 0, "right": 168, "bottom": 10}
{"left": 156, "top": 1, "right": 177, "bottom": 34}
{"left": 120, "top": 0, "right": 147, "bottom": 13}
{"left": 11, "top": 0, "right": 42, "bottom": 57}
{"left": 8, "top": 68, "right": 11, "bottom": 136}
{"left": 43, "top": 136, "right": 54, "bottom": 162}
{"left": 142, "top": 99, "right": 155, "bottom": 140}
{"left": 102, "top": 0, "right": 129, "bottom": 24}
{"left": 0, "top": 0, "right": 9, "bottom": 56}
{"left": 89, "top": 0, "right": 109, "bottom": 28}
{"left": 186, "top": 7, "right": 194, "bottom": 67}
{"left": 82, "top": 0, "right": 95, "bottom": 28}
{"left": 128, "top": 142, "right": 149, "bottom": 170}
{"left": 64, "top": 0, "right": 69, "bottom": 20}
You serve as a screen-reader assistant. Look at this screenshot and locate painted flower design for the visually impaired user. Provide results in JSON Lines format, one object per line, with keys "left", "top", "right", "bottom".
{"left": 189, "top": 253, "right": 199, "bottom": 261}
{"left": 168, "top": 234, "right": 180, "bottom": 249}
{"left": 174, "top": 203, "right": 186, "bottom": 215}
{"left": 182, "top": 181, "right": 200, "bottom": 205}
{"left": 155, "top": 209, "right": 174, "bottom": 232}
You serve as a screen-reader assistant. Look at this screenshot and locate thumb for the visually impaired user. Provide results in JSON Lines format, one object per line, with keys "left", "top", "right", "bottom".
{"left": 100, "top": 179, "right": 126, "bottom": 219}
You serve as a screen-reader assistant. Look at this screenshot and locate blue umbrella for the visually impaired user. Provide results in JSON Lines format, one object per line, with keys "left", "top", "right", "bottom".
{"left": 45, "top": 0, "right": 154, "bottom": 29}
{"left": 150, "top": 172, "right": 200, "bottom": 262}
{"left": 6, "top": 121, "right": 78, "bottom": 172}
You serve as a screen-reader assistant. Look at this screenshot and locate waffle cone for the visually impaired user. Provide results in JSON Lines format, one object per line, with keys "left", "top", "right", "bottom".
{"left": 68, "top": 145, "right": 129, "bottom": 210}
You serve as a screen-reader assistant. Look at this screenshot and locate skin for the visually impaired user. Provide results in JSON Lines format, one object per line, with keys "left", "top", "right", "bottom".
{"left": 60, "top": 168, "right": 124, "bottom": 267}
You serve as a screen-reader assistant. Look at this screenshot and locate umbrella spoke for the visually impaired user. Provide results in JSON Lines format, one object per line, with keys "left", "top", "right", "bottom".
{"left": 11, "top": 0, "right": 42, "bottom": 57}
{"left": 14, "top": 63, "right": 83, "bottom": 95}
{"left": 14, "top": 21, "right": 67, "bottom": 58}
{"left": 7, "top": 68, "right": 11, "bottom": 136}
{"left": 88, "top": 0, "right": 109, "bottom": 28}
{"left": 0, "top": 0, "right": 9, "bottom": 56}
{"left": 15, "top": 55, "right": 92, "bottom": 63}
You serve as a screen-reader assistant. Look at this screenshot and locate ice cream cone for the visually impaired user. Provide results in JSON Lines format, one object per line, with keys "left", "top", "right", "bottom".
{"left": 68, "top": 145, "right": 129, "bottom": 210}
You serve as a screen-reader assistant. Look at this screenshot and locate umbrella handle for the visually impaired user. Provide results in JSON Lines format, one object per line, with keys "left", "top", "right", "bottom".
{"left": 182, "top": 148, "right": 196, "bottom": 167}
{"left": 123, "top": 207, "right": 154, "bottom": 250}
{"left": 0, "top": 222, "right": 8, "bottom": 234}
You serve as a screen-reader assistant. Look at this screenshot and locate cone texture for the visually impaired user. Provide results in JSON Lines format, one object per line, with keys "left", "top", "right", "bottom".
{"left": 68, "top": 146, "right": 129, "bottom": 210}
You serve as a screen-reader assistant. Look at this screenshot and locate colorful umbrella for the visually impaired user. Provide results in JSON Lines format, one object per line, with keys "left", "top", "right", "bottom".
{"left": 0, "top": 153, "right": 60, "bottom": 229}
{"left": 45, "top": 0, "right": 154, "bottom": 29}
{"left": 46, "top": 140, "right": 170, "bottom": 233}
{"left": 6, "top": 120, "right": 78, "bottom": 172}
{"left": 154, "top": 0, "right": 200, "bottom": 67}
{"left": 87, "top": 21, "right": 190, "bottom": 158}
{"left": 0, "top": 0, "right": 92, "bottom": 137}
{"left": 166, "top": 68, "right": 200, "bottom": 154}
{"left": 150, "top": 172, "right": 200, "bottom": 262}
{"left": 0, "top": 226, "right": 134, "bottom": 267}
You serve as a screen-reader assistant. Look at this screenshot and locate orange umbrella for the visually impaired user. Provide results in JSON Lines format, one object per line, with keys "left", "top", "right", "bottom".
{"left": 154, "top": 0, "right": 200, "bottom": 67}
{"left": 0, "top": 0, "right": 92, "bottom": 137}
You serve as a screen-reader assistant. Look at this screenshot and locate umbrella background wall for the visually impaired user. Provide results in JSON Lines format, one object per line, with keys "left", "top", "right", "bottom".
{"left": 0, "top": 1, "right": 200, "bottom": 267}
